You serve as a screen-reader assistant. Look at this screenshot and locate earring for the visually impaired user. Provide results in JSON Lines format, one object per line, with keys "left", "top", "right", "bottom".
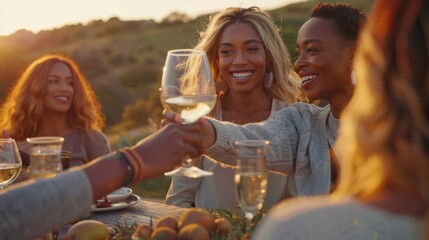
{"left": 215, "top": 73, "right": 228, "bottom": 95}
{"left": 351, "top": 70, "right": 356, "bottom": 85}
{"left": 264, "top": 72, "right": 273, "bottom": 89}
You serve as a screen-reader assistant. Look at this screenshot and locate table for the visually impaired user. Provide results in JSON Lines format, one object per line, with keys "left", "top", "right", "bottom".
{"left": 58, "top": 199, "right": 185, "bottom": 239}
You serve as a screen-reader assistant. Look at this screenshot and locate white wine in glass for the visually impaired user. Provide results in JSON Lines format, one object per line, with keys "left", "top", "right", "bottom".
{"left": 160, "top": 49, "right": 216, "bottom": 178}
{"left": 234, "top": 140, "right": 269, "bottom": 223}
{"left": 0, "top": 138, "right": 23, "bottom": 190}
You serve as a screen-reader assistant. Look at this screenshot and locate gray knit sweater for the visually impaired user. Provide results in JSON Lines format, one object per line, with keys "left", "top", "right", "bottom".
{"left": 205, "top": 102, "right": 339, "bottom": 196}
{"left": 0, "top": 170, "right": 93, "bottom": 239}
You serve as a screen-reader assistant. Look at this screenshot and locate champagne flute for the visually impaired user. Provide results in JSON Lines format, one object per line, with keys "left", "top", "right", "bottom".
{"left": 234, "top": 140, "right": 269, "bottom": 231}
{"left": 0, "top": 138, "right": 22, "bottom": 190}
{"left": 160, "top": 49, "right": 217, "bottom": 178}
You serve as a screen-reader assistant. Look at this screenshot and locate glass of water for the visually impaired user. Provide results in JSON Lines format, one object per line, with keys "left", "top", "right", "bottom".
{"left": 27, "top": 137, "right": 64, "bottom": 179}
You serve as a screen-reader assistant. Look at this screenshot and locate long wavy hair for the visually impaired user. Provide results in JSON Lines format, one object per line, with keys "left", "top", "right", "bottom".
{"left": 334, "top": 0, "right": 429, "bottom": 234}
{"left": 0, "top": 54, "right": 105, "bottom": 141}
{"left": 194, "top": 6, "right": 305, "bottom": 103}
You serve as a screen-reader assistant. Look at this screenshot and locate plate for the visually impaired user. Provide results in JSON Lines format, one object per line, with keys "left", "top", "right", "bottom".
{"left": 106, "top": 187, "right": 132, "bottom": 203}
{"left": 91, "top": 194, "right": 140, "bottom": 212}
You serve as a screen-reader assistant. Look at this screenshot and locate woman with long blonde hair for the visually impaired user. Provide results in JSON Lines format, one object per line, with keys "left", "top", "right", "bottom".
{"left": 165, "top": 6, "right": 304, "bottom": 211}
{"left": 0, "top": 54, "right": 110, "bottom": 166}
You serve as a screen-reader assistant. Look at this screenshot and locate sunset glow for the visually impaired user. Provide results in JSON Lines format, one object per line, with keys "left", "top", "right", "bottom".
{"left": 0, "top": 0, "right": 303, "bottom": 36}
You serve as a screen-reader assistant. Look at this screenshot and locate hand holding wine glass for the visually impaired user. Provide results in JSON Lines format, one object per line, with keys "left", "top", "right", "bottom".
{"left": 0, "top": 138, "right": 23, "bottom": 190}
{"left": 160, "top": 49, "right": 217, "bottom": 178}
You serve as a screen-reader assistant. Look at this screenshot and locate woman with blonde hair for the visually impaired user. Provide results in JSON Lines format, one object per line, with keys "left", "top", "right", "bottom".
{"left": 0, "top": 54, "right": 110, "bottom": 166}
{"left": 165, "top": 3, "right": 366, "bottom": 200}
{"left": 254, "top": 0, "right": 429, "bottom": 238}
{"left": 165, "top": 6, "right": 304, "bottom": 211}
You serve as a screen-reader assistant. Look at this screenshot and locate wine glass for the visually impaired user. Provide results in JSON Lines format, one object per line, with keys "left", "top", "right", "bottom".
{"left": 0, "top": 138, "right": 23, "bottom": 190}
{"left": 160, "top": 49, "right": 217, "bottom": 178}
{"left": 234, "top": 140, "right": 269, "bottom": 230}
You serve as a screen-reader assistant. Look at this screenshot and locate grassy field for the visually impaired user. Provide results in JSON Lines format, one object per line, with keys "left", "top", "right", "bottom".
{"left": 130, "top": 176, "right": 171, "bottom": 201}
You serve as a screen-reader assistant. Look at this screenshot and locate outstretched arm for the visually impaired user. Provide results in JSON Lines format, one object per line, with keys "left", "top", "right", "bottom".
{"left": 84, "top": 122, "right": 204, "bottom": 200}
{"left": 0, "top": 121, "right": 203, "bottom": 239}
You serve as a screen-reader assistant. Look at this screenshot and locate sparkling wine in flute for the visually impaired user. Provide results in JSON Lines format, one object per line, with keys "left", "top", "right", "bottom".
{"left": 235, "top": 171, "right": 268, "bottom": 218}
{"left": 162, "top": 95, "right": 217, "bottom": 123}
{"left": 234, "top": 139, "right": 269, "bottom": 222}
{"left": 0, "top": 163, "right": 22, "bottom": 186}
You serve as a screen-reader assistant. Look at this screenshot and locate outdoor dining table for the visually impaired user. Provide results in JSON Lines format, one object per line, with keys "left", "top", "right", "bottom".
{"left": 57, "top": 198, "right": 185, "bottom": 239}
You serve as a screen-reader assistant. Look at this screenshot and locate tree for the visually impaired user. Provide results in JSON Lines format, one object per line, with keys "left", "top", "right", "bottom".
{"left": 161, "top": 11, "right": 191, "bottom": 24}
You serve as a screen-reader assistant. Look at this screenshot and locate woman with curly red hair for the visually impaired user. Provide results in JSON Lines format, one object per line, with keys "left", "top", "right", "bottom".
{"left": 0, "top": 54, "right": 110, "bottom": 166}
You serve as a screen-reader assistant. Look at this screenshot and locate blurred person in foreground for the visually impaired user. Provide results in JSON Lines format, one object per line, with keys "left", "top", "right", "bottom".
{"left": 165, "top": 6, "right": 304, "bottom": 212}
{"left": 0, "top": 54, "right": 110, "bottom": 168}
{"left": 254, "top": 0, "right": 429, "bottom": 238}
{"left": 0, "top": 121, "right": 203, "bottom": 239}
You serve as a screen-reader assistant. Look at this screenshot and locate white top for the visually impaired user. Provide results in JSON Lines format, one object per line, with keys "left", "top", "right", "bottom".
{"left": 205, "top": 102, "right": 339, "bottom": 196}
{"left": 253, "top": 196, "right": 424, "bottom": 240}
{"left": 165, "top": 99, "right": 290, "bottom": 211}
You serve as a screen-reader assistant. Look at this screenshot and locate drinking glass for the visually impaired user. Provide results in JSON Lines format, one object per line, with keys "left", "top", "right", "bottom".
{"left": 27, "top": 136, "right": 64, "bottom": 240}
{"left": 160, "top": 49, "right": 217, "bottom": 178}
{"left": 0, "top": 138, "right": 22, "bottom": 189}
{"left": 234, "top": 140, "right": 269, "bottom": 227}
{"left": 27, "top": 137, "right": 64, "bottom": 179}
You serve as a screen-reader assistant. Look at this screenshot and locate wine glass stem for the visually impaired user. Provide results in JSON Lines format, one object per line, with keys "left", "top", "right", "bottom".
{"left": 182, "top": 155, "right": 193, "bottom": 168}
{"left": 245, "top": 213, "right": 253, "bottom": 233}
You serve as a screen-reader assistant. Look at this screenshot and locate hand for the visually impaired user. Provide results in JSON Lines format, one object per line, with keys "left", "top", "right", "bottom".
{"left": 131, "top": 122, "right": 204, "bottom": 179}
{"left": 160, "top": 109, "right": 183, "bottom": 126}
{"left": 161, "top": 109, "right": 216, "bottom": 149}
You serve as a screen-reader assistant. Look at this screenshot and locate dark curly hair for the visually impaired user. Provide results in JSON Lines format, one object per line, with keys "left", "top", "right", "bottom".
{"left": 311, "top": 3, "right": 367, "bottom": 41}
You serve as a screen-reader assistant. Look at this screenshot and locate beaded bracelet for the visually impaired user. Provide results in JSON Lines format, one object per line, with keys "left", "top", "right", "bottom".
{"left": 127, "top": 148, "right": 145, "bottom": 179}
{"left": 119, "top": 148, "right": 143, "bottom": 184}
{"left": 116, "top": 151, "right": 134, "bottom": 186}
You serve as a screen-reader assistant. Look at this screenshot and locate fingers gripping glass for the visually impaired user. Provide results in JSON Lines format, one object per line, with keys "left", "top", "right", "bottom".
{"left": 160, "top": 49, "right": 217, "bottom": 178}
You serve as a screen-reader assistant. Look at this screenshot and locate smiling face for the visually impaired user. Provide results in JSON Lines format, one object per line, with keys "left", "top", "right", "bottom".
{"left": 43, "top": 62, "right": 75, "bottom": 113}
{"left": 218, "top": 22, "right": 267, "bottom": 95}
{"left": 294, "top": 17, "right": 354, "bottom": 102}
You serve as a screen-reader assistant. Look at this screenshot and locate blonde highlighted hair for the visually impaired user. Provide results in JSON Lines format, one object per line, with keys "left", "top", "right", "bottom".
{"left": 0, "top": 54, "right": 105, "bottom": 141}
{"left": 194, "top": 6, "right": 305, "bottom": 102}
{"left": 334, "top": 0, "right": 429, "bottom": 234}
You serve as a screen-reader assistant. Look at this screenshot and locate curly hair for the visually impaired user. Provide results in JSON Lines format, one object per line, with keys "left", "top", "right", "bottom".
{"left": 335, "top": 0, "right": 429, "bottom": 235}
{"left": 0, "top": 54, "right": 105, "bottom": 141}
{"left": 311, "top": 3, "right": 367, "bottom": 42}
{"left": 194, "top": 6, "right": 305, "bottom": 103}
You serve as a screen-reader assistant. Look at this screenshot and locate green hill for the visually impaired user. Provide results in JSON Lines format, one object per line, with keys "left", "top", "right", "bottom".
{"left": 0, "top": 0, "right": 374, "bottom": 134}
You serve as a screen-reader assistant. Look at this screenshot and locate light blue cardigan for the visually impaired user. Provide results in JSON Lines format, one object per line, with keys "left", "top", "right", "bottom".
{"left": 206, "top": 102, "right": 339, "bottom": 196}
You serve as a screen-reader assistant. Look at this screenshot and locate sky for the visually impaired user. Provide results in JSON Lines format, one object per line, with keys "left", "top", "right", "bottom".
{"left": 0, "top": 0, "right": 304, "bottom": 36}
